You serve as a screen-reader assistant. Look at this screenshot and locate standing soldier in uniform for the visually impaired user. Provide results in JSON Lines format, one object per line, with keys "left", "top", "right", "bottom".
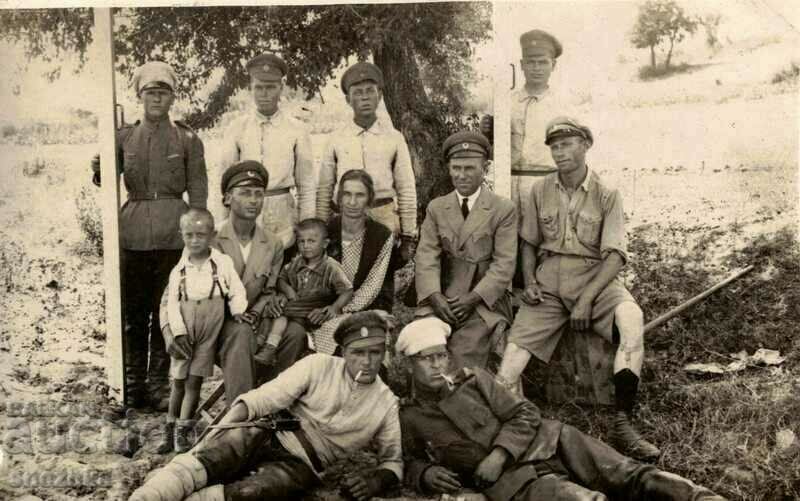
{"left": 414, "top": 131, "right": 516, "bottom": 370}
{"left": 92, "top": 61, "right": 208, "bottom": 409}
{"left": 496, "top": 117, "right": 661, "bottom": 462}
{"left": 511, "top": 29, "right": 578, "bottom": 213}
{"left": 315, "top": 61, "right": 418, "bottom": 270}
{"left": 220, "top": 53, "right": 316, "bottom": 249}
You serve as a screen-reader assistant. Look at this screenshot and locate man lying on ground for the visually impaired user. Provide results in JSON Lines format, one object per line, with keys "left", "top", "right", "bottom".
{"left": 130, "top": 310, "right": 402, "bottom": 501}
{"left": 397, "top": 317, "right": 727, "bottom": 501}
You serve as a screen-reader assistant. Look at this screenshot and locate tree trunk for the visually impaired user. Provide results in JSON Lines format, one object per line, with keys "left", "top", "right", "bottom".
{"left": 665, "top": 37, "right": 675, "bottom": 69}
{"left": 372, "top": 41, "right": 452, "bottom": 211}
{"left": 649, "top": 45, "right": 656, "bottom": 68}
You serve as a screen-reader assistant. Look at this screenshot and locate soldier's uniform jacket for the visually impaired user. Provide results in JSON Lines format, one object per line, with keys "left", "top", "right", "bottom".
{"left": 400, "top": 367, "right": 563, "bottom": 498}
{"left": 415, "top": 188, "right": 517, "bottom": 329}
{"left": 117, "top": 119, "right": 208, "bottom": 250}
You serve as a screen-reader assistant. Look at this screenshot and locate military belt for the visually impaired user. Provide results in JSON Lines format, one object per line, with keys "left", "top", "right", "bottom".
{"left": 128, "top": 192, "right": 182, "bottom": 201}
{"left": 265, "top": 187, "right": 292, "bottom": 197}
{"left": 511, "top": 168, "right": 557, "bottom": 177}
{"left": 292, "top": 428, "right": 325, "bottom": 472}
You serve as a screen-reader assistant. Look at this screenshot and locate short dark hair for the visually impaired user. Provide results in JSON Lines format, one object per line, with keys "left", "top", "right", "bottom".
{"left": 336, "top": 169, "right": 376, "bottom": 207}
{"left": 180, "top": 208, "right": 215, "bottom": 232}
{"left": 295, "top": 218, "right": 328, "bottom": 238}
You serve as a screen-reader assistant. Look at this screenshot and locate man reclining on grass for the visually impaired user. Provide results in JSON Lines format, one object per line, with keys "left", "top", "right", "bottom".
{"left": 130, "top": 310, "right": 401, "bottom": 501}
{"left": 397, "top": 317, "right": 727, "bottom": 501}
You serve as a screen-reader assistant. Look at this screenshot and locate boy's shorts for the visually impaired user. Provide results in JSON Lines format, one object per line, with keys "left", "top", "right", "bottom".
{"left": 170, "top": 296, "right": 225, "bottom": 379}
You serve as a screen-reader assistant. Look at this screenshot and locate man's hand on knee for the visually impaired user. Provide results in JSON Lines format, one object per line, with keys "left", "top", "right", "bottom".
{"left": 430, "top": 292, "right": 459, "bottom": 325}
{"left": 570, "top": 296, "right": 593, "bottom": 331}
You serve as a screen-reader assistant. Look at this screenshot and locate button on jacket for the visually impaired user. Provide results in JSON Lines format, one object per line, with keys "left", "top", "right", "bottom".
{"left": 117, "top": 119, "right": 208, "bottom": 250}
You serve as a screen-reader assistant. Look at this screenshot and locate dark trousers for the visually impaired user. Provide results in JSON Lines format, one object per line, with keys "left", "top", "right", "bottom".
{"left": 517, "top": 424, "right": 719, "bottom": 501}
{"left": 122, "top": 249, "right": 181, "bottom": 403}
{"left": 195, "top": 424, "right": 319, "bottom": 500}
{"left": 219, "top": 317, "right": 308, "bottom": 403}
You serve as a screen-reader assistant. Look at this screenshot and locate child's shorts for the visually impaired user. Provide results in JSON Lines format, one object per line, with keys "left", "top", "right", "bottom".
{"left": 170, "top": 295, "right": 225, "bottom": 379}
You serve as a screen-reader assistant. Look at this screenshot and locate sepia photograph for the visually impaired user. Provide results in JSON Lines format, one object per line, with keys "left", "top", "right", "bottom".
{"left": 0, "top": 1, "right": 797, "bottom": 500}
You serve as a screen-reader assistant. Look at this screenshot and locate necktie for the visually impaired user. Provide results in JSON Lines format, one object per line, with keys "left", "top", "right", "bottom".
{"left": 461, "top": 197, "right": 470, "bottom": 220}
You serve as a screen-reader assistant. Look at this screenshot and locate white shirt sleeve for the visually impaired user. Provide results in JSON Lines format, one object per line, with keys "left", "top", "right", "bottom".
{"left": 167, "top": 265, "right": 188, "bottom": 337}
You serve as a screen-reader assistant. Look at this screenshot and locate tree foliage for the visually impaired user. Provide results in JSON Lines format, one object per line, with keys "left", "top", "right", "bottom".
{"left": 0, "top": 9, "right": 94, "bottom": 80}
{"left": 0, "top": 5, "right": 491, "bottom": 206}
{"left": 630, "top": 0, "right": 698, "bottom": 69}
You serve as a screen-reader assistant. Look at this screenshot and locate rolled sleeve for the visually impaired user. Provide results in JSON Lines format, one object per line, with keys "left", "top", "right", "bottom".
{"left": 316, "top": 140, "right": 337, "bottom": 223}
{"left": 294, "top": 130, "right": 317, "bottom": 221}
{"left": 392, "top": 135, "right": 418, "bottom": 237}
{"left": 186, "top": 133, "right": 208, "bottom": 209}
{"left": 600, "top": 189, "right": 628, "bottom": 264}
{"left": 372, "top": 402, "right": 404, "bottom": 482}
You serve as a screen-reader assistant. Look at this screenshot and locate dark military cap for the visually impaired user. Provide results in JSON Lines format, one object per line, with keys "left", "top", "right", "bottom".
{"left": 442, "top": 130, "right": 492, "bottom": 160}
{"left": 341, "top": 62, "right": 384, "bottom": 94}
{"left": 246, "top": 53, "right": 287, "bottom": 82}
{"left": 221, "top": 160, "right": 269, "bottom": 194}
{"left": 334, "top": 310, "right": 389, "bottom": 349}
{"left": 520, "top": 29, "right": 563, "bottom": 59}
{"left": 544, "top": 116, "right": 594, "bottom": 146}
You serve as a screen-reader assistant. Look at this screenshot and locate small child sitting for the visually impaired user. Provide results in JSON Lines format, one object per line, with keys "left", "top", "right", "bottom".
{"left": 160, "top": 208, "right": 247, "bottom": 453}
{"left": 254, "top": 218, "right": 353, "bottom": 366}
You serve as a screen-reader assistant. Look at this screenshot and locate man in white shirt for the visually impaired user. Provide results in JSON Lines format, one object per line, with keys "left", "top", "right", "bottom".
{"left": 130, "top": 310, "right": 402, "bottom": 501}
{"left": 315, "top": 61, "right": 418, "bottom": 265}
{"left": 220, "top": 53, "right": 316, "bottom": 248}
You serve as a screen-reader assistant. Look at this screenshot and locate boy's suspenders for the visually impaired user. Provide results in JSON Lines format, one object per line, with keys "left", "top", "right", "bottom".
{"left": 178, "top": 259, "right": 227, "bottom": 302}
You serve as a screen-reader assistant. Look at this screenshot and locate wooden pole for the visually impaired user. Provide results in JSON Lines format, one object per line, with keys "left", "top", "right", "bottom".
{"left": 491, "top": 2, "right": 512, "bottom": 198}
{"left": 94, "top": 8, "right": 125, "bottom": 404}
{"left": 644, "top": 265, "right": 755, "bottom": 332}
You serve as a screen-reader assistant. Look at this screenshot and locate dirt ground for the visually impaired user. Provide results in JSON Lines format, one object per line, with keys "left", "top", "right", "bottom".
{"left": 1, "top": 22, "right": 798, "bottom": 501}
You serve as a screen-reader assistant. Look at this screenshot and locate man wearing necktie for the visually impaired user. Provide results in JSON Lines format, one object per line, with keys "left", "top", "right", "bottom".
{"left": 414, "top": 131, "right": 517, "bottom": 369}
{"left": 220, "top": 53, "right": 316, "bottom": 249}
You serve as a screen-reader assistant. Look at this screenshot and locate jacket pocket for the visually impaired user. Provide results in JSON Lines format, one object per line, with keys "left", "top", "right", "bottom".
{"left": 162, "top": 152, "right": 186, "bottom": 193}
{"left": 538, "top": 211, "right": 560, "bottom": 240}
{"left": 576, "top": 211, "right": 602, "bottom": 247}
{"left": 470, "top": 231, "right": 493, "bottom": 262}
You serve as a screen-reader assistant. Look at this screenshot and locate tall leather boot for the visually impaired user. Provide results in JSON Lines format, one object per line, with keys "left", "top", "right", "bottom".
{"left": 610, "top": 369, "right": 661, "bottom": 462}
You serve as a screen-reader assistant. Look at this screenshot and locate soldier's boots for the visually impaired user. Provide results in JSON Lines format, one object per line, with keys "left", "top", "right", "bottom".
{"left": 175, "top": 420, "right": 196, "bottom": 453}
{"left": 610, "top": 411, "right": 661, "bottom": 463}
{"left": 155, "top": 421, "right": 175, "bottom": 454}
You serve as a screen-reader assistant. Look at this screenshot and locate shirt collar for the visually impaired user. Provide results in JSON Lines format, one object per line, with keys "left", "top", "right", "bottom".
{"left": 296, "top": 253, "right": 328, "bottom": 273}
{"left": 517, "top": 86, "right": 550, "bottom": 103}
{"left": 141, "top": 117, "right": 172, "bottom": 131}
{"left": 348, "top": 115, "right": 389, "bottom": 136}
{"left": 178, "top": 247, "right": 222, "bottom": 270}
{"left": 456, "top": 186, "right": 482, "bottom": 207}
{"left": 254, "top": 108, "right": 283, "bottom": 125}
{"left": 555, "top": 167, "right": 593, "bottom": 192}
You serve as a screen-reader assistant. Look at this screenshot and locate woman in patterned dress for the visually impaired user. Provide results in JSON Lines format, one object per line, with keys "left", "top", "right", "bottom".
{"left": 312, "top": 169, "right": 395, "bottom": 355}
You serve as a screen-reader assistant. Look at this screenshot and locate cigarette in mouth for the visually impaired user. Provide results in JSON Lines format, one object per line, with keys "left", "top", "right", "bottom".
{"left": 440, "top": 373, "right": 455, "bottom": 390}
{"left": 355, "top": 370, "right": 363, "bottom": 381}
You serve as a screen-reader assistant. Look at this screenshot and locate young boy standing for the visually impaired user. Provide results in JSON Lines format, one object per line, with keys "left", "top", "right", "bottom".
{"left": 255, "top": 218, "right": 353, "bottom": 367}
{"left": 160, "top": 208, "right": 247, "bottom": 453}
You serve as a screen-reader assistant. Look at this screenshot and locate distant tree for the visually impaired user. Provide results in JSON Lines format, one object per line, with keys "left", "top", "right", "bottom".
{"left": 699, "top": 13, "right": 723, "bottom": 53}
{"left": 630, "top": 0, "right": 698, "bottom": 69}
{"left": 0, "top": 5, "right": 491, "bottom": 206}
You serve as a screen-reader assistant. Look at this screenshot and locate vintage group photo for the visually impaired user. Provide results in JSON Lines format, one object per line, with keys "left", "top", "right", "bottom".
{"left": 0, "top": 1, "right": 797, "bottom": 500}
